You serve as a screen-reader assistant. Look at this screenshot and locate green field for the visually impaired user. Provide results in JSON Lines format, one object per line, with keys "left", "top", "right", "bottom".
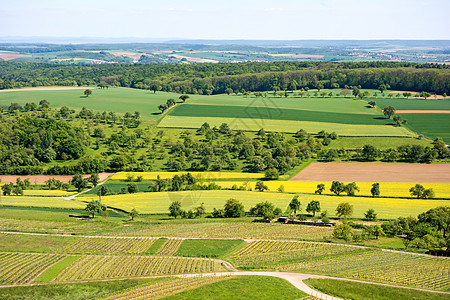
{"left": 0, "top": 88, "right": 179, "bottom": 120}
{"left": 169, "top": 104, "right": 389, "bottom": 125}
{"left": 159, "top": 115, "right": 415, "bottom": 136}
{"left": 175, "top": 239, "right": 247, "bottom": 258}
{"left": 304, "top": 278, "right": 449, "bottom": 300}
{"left": 161, "top": 276, "right": 309, "bottom": 300}
{"left": 372, "top": 98, "right": 450, "bottom": 111}
{"left": 398, "top": 113, "right": 450, "bottom": 143}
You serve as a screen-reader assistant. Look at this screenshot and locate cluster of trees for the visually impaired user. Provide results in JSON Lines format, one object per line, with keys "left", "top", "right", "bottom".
{"left": 382, "top": 206, "right": 450, "bottom": 252}
{"left": 318, "top": 140, "right": 448, "bottom": 163}
{"left": 0, "top": 178, "right": 32, "bottom": 195}
{"left": 168, "top": 201, "right": 206, "bottom": 219}
{"left": 0, "top": 61, "right": 448, "bottom": 95}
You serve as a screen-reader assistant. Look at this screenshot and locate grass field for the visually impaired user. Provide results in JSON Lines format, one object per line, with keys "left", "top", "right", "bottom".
{"left": 328, "top": 136, "right": 432, "bottom": 149}
{"left": 175, "top": 239, "right": 247, "bottom": 258}
{"left": 0, "top": 196, "right": 86, "bottom": 209}
{"left": 169, "top": 104, "right": 391, "bottom": 125}
{"left": 398, "top": 113, "right": 450, "bottom": 143}
{"left": 372, "top": 98, "right": 450, "bottom": 111}
{"left": 304, "top": 278, "right": 450, "bottom": 300}
{"left": 84, "top": 189, "right": 449, "bottom": 219}
{"left": 159, "top": 115, "right": 416, "bottom": 136}
{"left": 161, "top": 276, "right": 309, "bottom": 300}
{"left": 0, "top": 88, "right": 179, "bottom": 120}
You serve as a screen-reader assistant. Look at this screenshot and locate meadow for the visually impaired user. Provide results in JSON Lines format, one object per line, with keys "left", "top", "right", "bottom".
{"left": 398, "top": 113, "right": 450, "bottom": 143}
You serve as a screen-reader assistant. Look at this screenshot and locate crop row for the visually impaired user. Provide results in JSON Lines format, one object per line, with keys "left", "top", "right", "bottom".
{"left": 233, "top": 246, "right": 450, "bottom": 291}
{"left": 55, "top": 255, "right": 226, "bottom": 282}
{"left": 0, "top": 252, "right": 65, "bottom": 285}
{"left": 63, "top": 237, "right": 156, "bottom": 254}
{"left": 156, "top": 239, "right": 183, "bottom": 255}
{"left": 101, "top": 275, "right": 230, "bottom": 300}
{"left": 233, "top": 240, "right": 337, "bottom": 257}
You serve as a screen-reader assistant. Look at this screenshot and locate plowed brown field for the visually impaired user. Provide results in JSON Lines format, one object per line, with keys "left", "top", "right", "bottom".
{"left": 290, "top": 162, "right": 450, "bottom": 183}
{"left": 0, "top": 173, "right": 113, "bottom": 184}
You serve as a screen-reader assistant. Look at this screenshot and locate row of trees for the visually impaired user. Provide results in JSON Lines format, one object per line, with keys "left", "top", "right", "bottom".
{"left": 1, "top": 61, "right": 448, "bottom": 94}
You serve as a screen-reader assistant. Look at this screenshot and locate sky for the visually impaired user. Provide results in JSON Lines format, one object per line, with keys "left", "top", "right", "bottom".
{"left": 1, "top": 0, "right": 449, "bottom": 40}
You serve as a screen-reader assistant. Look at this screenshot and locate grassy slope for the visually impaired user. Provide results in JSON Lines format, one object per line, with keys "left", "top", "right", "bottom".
{"left": 174, "top": 239, "right": 247, "bottom": 258}
{"left": 82, "top": 189, "right": 450, "bottom": 219}
{"left": 161, "top": 276, "right": 308, "bottom": 300}
{"left": 0, "top": 278, "right": 165, "bottom": 300}
{"left": 304, "top": 278, "right": 449, "bottom": 300}
{"left": 373, "top": 98, "right": 450, "bottom": 110}
{"left": 0, "top": 88, "right": 178, "bottom": 120}
{"left": 400, "top": 113, "right": 450, "bottom": 143}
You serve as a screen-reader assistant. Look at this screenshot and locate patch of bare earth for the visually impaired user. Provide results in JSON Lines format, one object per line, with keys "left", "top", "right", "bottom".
{"left": 389, "top": 91, "right": 449, "bottom": 99}
{"left": 0, "top": 86, "right": 93, "bottom": 92}
{"left": 396, "top": 110, "right": 450, "bottom": 114}
{"left": 290, "top": 162, "right": 450, "bottom": 183}
{"left": 0, "top": 173, "right": 114, "bottom": 184}
{"left": 111, "top": 52, "right": 143, "bottom": 61}
{"left": 0, "top": 51, "right": 31, "bottom": 61}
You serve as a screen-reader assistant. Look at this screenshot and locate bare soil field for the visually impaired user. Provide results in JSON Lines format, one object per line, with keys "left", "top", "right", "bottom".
{"left": 290, "top": 162, "right": 450, "bottom": 183}
{"left": 0, "top": 86, "right": 93, "bottom": 92}
{"left": 0, "top": 173, "right": 114, "bottom": 184}
{"left": 0, "top": 51, "right": 31, "bottom": 61}
{"left": 396, "top": 110, "right": 450, "bottom": 114}
{"left": 111, "top": 52, "right": 143, "bottom": 61}
{"left": 389, "top": 91, "right": 449, "bottom": 99}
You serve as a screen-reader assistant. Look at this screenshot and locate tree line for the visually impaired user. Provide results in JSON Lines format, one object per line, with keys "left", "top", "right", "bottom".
{"left": 0, "top": 61, "right": 448, "bottom": 94}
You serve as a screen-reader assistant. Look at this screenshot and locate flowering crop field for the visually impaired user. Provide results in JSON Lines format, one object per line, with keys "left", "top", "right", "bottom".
{"left": 110, "top": 171, "right": 263, "bottom": 181}
{"left": 0, "top": 252, "right": 66, "bottom": 285}
{"left": 218, "top": 181, "right": 450, "bottom": 199}
{"left": 54, "top": 255, "right": 226, "bottom": 282}
{"left": 84, "top": 190, "right": 450, "bottom": 219}
{"left": 62, "top": 237, "right": 157, "bottom": 254}
{"left": 22, "top": 190, "right": 77, "bottom": 197}
{"left": 230, "top": 241, "right": 450, "bottom": 291}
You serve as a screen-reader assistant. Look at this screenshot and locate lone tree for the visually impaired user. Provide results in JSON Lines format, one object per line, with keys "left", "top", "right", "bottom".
{"left": 370, "top": 183, "right": 380, "bottom": 197}
{"left": 129, "top": 208, "right": 138, "bottom": 220}
{"left": 368, "top": 101, "right": 376, "bottom": 108}
{"left": 255, "top": 181, "right": 269, "bottom": 192}
{"left": 288, "top": 195, "right": 302, "bottom": 215}
{"left": 383, "top": 106, "right": 396, "bottom": 119}
{"left": 169, "top": 201, "right": 182, "bottom": 218}
{"left": 85, "top": 200, "right": 106, "bottom": 218}
{"left": 344, "top": 182, "right": 359, "bottom": 196}
{"left": 306, "top": 200, "right": 321, "bottom": 217}
{"left": 250, "top": 201, "right": 277, "bottom": 220}
{"left": 336, "top": 202, "right": 353, "bottom": 219}
{"left": 84, "top": 89, "right": 92, "bottom": 97}
{"left": 393, "top": 115, "right": 402, "bottom": 127}
{"left": 330, "top": 181, "right": 345, "bottom": 196}
{"left": 71, "top": 174, "right": 87, "bottom": 192}
{"left": 420, "top": 91, "right": 431, "bottom": 99}
{"left": 315, "top": 183, "right": 325, "bottom": 195}
{"left": 179, "top": 94, "right": 190, "bottom": 102}
{"left": 364, "top": 208, "right": 377, "bottom": 221}
{"left": 409, "top": 184, "right": 426, "bottom": 198}
{"left": 224, "top": 198, "right": 245, "bottom": 218}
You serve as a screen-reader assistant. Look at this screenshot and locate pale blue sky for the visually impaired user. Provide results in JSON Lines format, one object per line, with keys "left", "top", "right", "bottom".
{"left": 1, "top": 0, "right": 449, "bottom": 39}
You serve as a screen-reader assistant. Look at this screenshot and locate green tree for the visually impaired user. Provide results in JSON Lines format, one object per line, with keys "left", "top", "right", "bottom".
{"left": 344, "top": 182, "right": 359, "bottom": 196}
{"left": 179, "top": 94, "right": 190, "bottom": 102}
{"left": 352, "top": 86, "right": 360, "bottom": 98}
{"left": 364, "top": 208, "right": 377, "bottom": 221}
{"left": 306, "top": 200, "right": 321, "bottom": 217}
{"left": 224, "top": 198, "right": 245, "bottom": 218}
{"left": 195, "top": 202, "right": 206, "bottom": 218}
{"left": 330, "top": 181, "right": 345, "bottom": 196}
{"left": 409, "top": 184, "right": 425, "bottom": 198}
{"left": 368, "top": 101, "right": 376, "bottom": 108}
{"left": 403, "top": 92, "right": 412, "bottom": 98}
{"left": 88, "top": 173, "right": 100, "bottom": 187}
{"left": 127, "top": 183, "right": 139, "bottom": 193}
{"left": 361, "top": 144, "right": 379, "bottom": 161}
{"left": 336, "top": 202, "right": 353, "bottom": 219}
{"left": 378, "top": 84, "right": 387, "bottom": 94}
{"left": 264, "top": 168, "right": 279, "bottom": 180}
{"left": 255, "top": 181, "right": 269, "bottom": 192}
{"left": 418, "top": 206, "right": 450, "bottom": 238}
{"left": 85, "top": 200, "right": 106, "bottom": 218}
{"left": 84, "top": 89, "right": 92, "bottom": 97}
{"left": 169, "top": 201, "right": 182, "bottom": 218}
{"left": 71, "top": 174, "right": 87, "bottom": 192}
{"left": 315, "top": 183, "right": 325, "bottom": 195}
{"left": 129, "top": 208, "right": 138, "bottom": 220}
{"left": 250, "top": 201, "right": 276, "bottom": 219}
{"left": 369, "top": 225, "right": 385, "bottom": 239}
{"left": 420, "top": 91, "right": 431, "bottom": 99}
{"left": 288, "top": 195, "right": 302, "bottom": 215}
{"left": 370, "top": 183, "right": 380, "bottom": 197}
{"left": 1, "top": 183, "right": 13, "bottom": 195}
{"left": 383, "top": 106, "right": 396, "bottom": 119}
{"left": 393, "top": 115, "right": 402, "bottom": 126}
{"left": 333, "top": 224, "right": 353, "bottom": 241}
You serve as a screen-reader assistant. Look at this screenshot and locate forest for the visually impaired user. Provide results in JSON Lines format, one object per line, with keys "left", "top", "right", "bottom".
{"left": 0, "top": 61, "right": 448, "bottom": 94}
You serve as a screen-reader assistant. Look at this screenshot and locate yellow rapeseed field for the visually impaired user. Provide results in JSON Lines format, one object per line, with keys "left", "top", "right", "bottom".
{"left": 23, "top": 190, "right": 77, "bottom": 197}
{"left": 217, "top": 181, "right": 450, "bottom": 199}
{"left": 78, "top": 190, "right": 450, "bottom": 219}
{"left": 110, "top": 171, "right": 263, "bottom": 181}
